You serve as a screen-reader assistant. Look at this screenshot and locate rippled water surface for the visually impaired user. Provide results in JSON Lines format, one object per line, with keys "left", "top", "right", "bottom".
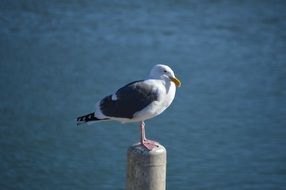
{"left": 1, "top": 1, "right": 286, "bottom": 189}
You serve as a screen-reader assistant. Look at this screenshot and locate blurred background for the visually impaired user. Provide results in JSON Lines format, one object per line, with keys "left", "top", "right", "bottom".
{"left": 0, "top": 0, "right": 286, "bottom": 189}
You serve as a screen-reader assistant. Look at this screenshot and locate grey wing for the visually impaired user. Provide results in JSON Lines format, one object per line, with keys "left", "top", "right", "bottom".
{"left": 99, "top": 80, "right": 159, "bottom": 119}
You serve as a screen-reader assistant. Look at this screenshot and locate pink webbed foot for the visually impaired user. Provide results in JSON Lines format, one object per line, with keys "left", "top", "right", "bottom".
{"left": 141, "top": 139, "right": 159, "bottom": 151}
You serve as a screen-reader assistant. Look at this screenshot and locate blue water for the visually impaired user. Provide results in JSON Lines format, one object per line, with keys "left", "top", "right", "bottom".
{"left": 1, "top": 1, "right": 286, "bottom": 189}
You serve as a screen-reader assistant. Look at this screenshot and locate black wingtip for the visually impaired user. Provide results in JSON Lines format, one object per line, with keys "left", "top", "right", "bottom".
{"left": 76, "top": 112, "right": 104, "bottom": 126}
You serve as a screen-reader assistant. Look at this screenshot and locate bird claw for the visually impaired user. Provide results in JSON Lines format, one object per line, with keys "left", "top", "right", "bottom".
{"left": 141, "top": 139, "right": 159, "bottom": 151}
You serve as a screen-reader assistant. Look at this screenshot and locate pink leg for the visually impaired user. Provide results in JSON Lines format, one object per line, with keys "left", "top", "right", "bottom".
{"left": 140, "top": 121, "right": 159, "bottom": 150}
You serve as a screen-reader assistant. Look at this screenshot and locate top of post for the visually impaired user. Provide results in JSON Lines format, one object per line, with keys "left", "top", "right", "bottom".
{"left": 128, "top": 142, "right": 166, "bottom": 157}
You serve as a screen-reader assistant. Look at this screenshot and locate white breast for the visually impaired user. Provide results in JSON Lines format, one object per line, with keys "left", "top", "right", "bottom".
{"left": 133, "top": 79, "right": 176, "bottom": 122}
{"left": 162, "top": 81, "right": 176, "bottom": 109}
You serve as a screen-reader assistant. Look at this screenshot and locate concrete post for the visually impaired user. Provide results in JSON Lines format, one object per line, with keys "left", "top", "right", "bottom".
{"left": 126, "top": 143, "right": 167, "bottom": 190}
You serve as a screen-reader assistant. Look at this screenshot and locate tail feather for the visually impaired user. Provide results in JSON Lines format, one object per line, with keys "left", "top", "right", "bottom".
{"left": 76, "top": 112, "right": 107, "bottom": 126}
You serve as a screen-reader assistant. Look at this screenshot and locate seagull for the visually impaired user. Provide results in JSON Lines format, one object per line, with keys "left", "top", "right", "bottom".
{"left": 77, "top": 64, "right": 181, "bottom": 150}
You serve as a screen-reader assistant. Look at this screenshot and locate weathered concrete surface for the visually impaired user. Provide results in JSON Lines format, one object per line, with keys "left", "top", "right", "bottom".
{"left": 126, "top": 143, "right": 167, "bottom": 190}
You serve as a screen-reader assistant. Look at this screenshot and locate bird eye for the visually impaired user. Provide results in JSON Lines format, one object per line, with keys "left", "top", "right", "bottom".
{"left": 163, "top": 70, "right": 167, "bottom": 73}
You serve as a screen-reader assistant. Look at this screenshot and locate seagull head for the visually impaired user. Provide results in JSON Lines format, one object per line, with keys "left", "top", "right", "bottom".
{"left": 149, "top": 64, "right": 181, "bottom": 87}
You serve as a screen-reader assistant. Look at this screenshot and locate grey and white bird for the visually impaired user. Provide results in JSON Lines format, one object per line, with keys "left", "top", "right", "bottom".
{"left": 77, "top": 64, "right": 181, "bottom": 150}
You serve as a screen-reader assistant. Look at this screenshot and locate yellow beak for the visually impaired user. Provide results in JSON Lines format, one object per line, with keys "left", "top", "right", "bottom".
{"left": 170, "top": 76, "right": 181, "bottom": 87}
